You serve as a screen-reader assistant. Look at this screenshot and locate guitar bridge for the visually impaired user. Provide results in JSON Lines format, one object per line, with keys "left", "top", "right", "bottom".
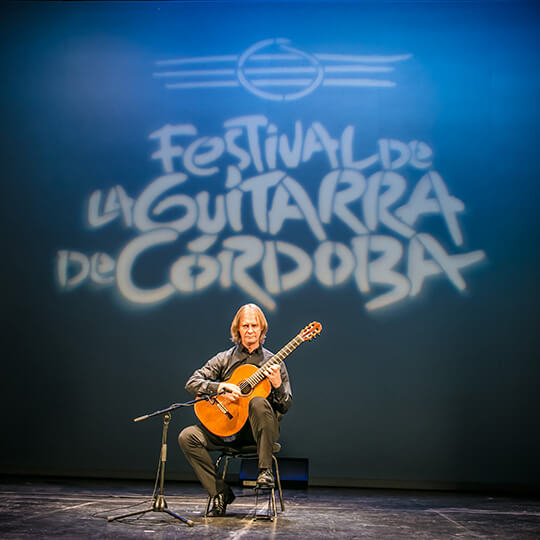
{"left": 209, "top": 396, "right": 233, "bottom": 419}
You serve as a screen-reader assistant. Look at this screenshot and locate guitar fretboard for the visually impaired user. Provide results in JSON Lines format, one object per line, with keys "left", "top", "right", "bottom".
{"left": 238, "top": 335, "right": 302, "bottom": 392}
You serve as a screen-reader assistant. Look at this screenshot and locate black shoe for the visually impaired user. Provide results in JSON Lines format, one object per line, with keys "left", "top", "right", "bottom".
{"left": 207, "top": 486, "right": 235, "bottom": 517}
{"left": 256, "top": 468, "right": 275, "bottom": 489}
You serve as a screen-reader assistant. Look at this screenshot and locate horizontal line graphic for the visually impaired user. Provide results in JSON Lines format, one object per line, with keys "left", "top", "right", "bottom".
{"left": 154, "top": 69, "right": 236, "bottom": 77}
{"left": 166, "top": 81, "right": 240, "bottom": 89}
{"left": 165, "top": 79, "right": 396, "bottom": 89}
{"left": 323, "top": 78, "right": 395, "bottom": 87}
{"left": 153, "top": 65, "right": 394, "bottom": 78}
{"left": 156, "top": 55, "right": 238, "bottom": 66}
{"left": 251, "top": 78, "right": 314, "bottom": 86}
{"left": 156, "top": 53, "right": 412, "bottom": 66}
{"left": 315, "top": 53, "right": 412, "bottom": 63}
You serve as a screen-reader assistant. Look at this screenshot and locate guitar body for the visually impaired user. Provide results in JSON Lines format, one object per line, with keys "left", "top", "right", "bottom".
{"left": 194, "top": 364, "right": 272, "bottom": 438}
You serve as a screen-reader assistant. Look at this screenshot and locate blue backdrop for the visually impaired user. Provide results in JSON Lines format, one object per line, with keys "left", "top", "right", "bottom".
{"left": 1, "top": 0, "right": 539, "bottom": 489}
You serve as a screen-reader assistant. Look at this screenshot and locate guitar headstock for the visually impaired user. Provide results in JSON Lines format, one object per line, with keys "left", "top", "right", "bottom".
{"left": 298, "top": 321, "right": 322, "bottom": 342}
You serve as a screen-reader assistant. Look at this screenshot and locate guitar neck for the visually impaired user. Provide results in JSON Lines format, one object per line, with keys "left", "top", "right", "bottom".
{"left": 245, "top": 335, "right": 302, "bottom": 388}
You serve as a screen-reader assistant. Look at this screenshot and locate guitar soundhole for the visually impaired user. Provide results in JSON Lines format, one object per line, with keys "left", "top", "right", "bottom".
{"left": 239, "top": 380, "right": 252, "bottom": 395}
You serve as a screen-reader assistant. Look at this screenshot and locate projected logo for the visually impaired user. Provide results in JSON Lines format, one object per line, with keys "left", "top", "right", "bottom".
{"left": 154, "top": 38, "right": 412, "bottom": 101}
{"left": 56, "top": 116, "right": 486, "bottom": 312}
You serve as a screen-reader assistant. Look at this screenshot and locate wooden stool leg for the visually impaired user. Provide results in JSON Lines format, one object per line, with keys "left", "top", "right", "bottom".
{"left": 272, "top": 454, "right": 285, "bottom": 512}
{"left": 270, "top": 487, "right": 277, "bottom": 519}
{"left": 254, "top": 487, "right": 276, "bottom": 521}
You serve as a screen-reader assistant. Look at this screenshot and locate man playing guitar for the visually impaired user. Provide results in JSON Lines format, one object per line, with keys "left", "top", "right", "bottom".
{"left": 178, "top": 303, "right": 293, "bottom": 517}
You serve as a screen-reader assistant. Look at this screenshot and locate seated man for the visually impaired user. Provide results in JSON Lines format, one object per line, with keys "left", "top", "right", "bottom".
{"left": 178, "top": 303, "right": 293, "bottom": 517}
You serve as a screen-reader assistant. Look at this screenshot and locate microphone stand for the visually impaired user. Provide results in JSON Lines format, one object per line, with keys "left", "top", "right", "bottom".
{"left": 107, "top": 396, "right": 211, "bottom": 526}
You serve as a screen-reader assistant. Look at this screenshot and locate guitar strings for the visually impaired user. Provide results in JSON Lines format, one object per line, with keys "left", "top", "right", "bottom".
{"left": 239, "top": 336, "right": 302, "bottom": 392}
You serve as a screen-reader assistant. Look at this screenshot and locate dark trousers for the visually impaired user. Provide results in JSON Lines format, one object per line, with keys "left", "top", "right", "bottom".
{"left": 178, "top": 396, "right": 279, "bottom": 497}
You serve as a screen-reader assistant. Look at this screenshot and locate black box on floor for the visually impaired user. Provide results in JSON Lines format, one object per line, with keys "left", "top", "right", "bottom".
{"left": 239, "top": 457, "right": 309, "bottom": 488}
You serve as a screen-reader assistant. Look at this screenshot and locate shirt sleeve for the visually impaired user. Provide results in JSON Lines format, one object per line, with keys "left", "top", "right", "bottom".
{"left": 269, "top": 361, "right": 293, "bottom": 415}
{"left": 185, "top": 349, "right": 231, "bottom": 396}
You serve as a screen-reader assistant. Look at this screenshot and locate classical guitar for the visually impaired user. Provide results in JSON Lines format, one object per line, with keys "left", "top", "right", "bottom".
{"left": 194, "top": 321, "right": 322, "bottom": 437}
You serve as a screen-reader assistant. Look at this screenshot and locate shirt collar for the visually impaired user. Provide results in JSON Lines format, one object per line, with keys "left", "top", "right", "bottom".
{"left": 240, "top": 344, "right": 261, "bottom": 356}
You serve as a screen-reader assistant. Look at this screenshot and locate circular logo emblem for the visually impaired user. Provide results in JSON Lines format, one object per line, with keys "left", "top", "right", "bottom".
{"left": 237, "top": 38, "right": 323, "bottom": 101}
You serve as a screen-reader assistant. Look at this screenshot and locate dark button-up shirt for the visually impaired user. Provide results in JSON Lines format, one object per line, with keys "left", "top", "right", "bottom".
{"left": 185, "top": 344, "right": 293, "bottom": 417}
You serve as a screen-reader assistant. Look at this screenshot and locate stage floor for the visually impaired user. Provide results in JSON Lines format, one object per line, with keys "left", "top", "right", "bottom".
{"left": 1, "top": 477, "right": 539, "bottom": 539}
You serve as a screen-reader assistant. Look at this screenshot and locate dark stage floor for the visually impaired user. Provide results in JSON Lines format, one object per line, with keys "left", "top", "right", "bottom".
{"left": 1, "top": 477, "right": 539, "bottom": 539}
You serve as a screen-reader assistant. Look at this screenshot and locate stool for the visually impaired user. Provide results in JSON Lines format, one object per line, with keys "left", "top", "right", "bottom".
{"left": 204, "top": 442, "right": 285, "bottom": 519}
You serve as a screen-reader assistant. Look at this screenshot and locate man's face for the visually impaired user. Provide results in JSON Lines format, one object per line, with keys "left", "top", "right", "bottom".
{"left": 238, "top": 309, "right": 262, "bottom": 353}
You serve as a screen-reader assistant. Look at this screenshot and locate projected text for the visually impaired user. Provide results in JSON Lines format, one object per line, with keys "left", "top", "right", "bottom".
{"left": 56, "top": 116, "right": 486, "bottom": 311}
